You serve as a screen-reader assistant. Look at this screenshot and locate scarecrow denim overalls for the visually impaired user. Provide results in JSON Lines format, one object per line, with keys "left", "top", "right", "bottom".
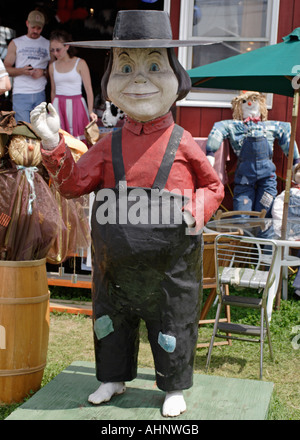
{"left": 233, "top": 135, "right": 277, "bottom": 217}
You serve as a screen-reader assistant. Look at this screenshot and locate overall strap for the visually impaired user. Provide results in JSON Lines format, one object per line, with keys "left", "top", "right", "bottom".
{"left": 111, "top": 128, "right": 125, "bottom": 186}
{"left": 152, "top": 124, "right": 184, "bottom": 190}
{"left": 111, "top": 124, "right": 184, "bottom": 190}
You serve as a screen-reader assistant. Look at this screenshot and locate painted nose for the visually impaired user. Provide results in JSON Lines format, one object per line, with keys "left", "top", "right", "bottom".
{"left": 134, "top": 74, "right": 147, "bottom": 83}
{"left": 28, "top": 144, "right": 34, "bottom": 151}
{"left": 248, "top": 101, "right": 252, "bottom": 106}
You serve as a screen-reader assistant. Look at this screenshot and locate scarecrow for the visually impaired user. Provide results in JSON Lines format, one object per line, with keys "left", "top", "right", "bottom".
{"left": 272, "top": 162, "right": 300, "bottom": 299}
{"left": 30, "top": 10, "right": 224, "bottom": 417}
{"left": 272, "top": 162, "right": 300, "bottom": 240}
{"left": 0, "top": 112, "right": 16, "bottom": 161}
{"left": 206, "top": 91, "right": 300, "bottom": 216}
{"left": 0, "top": 118, "right": 61, "bottom": 261}
{"left": 8, "top": 123, "right": 42, "bottom": 167}
{"left": 0, "top": 113, "right": 89, "bottom": 262}
{"left": 46, "top": 130, "right": 91, "bottom": 265}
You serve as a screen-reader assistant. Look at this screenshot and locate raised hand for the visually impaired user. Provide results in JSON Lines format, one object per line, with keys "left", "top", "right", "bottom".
{"left": 30, "top": 102, "right": 60, "bottom": 149}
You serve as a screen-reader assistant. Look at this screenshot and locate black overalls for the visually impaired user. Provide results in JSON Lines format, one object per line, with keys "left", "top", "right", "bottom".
{"left": 90, "top": 125, "right": 203, "bottom": 391}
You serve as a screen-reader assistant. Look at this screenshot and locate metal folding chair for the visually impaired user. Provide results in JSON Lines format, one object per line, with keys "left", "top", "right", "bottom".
{"left": 198, "top": 231, "right": 232, "bottom": 349}
{"left": 214, "top": 209, "right": 267, "bottom": 220}
{"left": 206, "top": 234, "right": 278, "bottom": 379}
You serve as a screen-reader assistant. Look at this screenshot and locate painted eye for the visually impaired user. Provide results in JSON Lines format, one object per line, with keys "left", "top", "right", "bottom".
{"left": 242, "top": 99, "right": 247, "bottom": 104}
{"left": 150, "top": 63, "right": 160, "bottom": 72}
{"left": 122, "top": 64, "right": 132, "bottom": 73}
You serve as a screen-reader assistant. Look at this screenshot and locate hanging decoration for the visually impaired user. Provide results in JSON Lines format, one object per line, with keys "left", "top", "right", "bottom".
{"left": 55, "top": 0, "right": 88, "bottom": 24}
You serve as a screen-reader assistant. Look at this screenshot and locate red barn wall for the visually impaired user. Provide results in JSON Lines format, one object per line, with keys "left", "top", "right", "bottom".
{"left": 174, "top": 0, "right": 300, "bottom": 208}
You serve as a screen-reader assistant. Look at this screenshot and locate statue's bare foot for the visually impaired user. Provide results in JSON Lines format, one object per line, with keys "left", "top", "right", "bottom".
{"left": 162, "top": 391, "right": 186, "bottom": 417}
{"left": 88, "top": 382, "right": 126, "bottom": 404}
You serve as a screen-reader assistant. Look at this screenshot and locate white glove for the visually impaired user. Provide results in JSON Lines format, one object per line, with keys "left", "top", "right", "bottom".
{"left": 30, "top": 102, "right": 60, "bottom": 150}
{"left": 206, "top": 155, "right": 215, "bottom": 167}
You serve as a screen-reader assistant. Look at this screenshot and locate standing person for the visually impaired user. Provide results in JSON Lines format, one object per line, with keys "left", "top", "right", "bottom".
{"left": 4, "top": 10, "right": 50, "bottom": 123}
{"left": 49, "top": 30, "right": 97, "bottom": 142}
{"left": 31, "top": 10, "right": 224, "bottom": 418}
{"left": 0, "top": 59, "right": 11, "bottom": 96}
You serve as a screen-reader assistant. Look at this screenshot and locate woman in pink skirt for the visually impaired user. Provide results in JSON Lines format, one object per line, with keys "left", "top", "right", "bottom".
{"left": 49, "top": 30, "right": 97, "bottom": 142}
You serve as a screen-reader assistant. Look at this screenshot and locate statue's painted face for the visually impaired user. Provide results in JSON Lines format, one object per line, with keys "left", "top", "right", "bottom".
{"left": 241, "top": 95, "right": 260, "bottom": 119}
{"left": 107, "top": 47, "right": 178, "bottom": 122}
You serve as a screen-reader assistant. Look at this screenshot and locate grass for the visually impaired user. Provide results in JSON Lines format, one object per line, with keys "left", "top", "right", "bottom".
{"left": 1, "top": 285, "right": 300, "bottom": 420}
{"left": 196, "top": 295, "right": 300, "bottom": 420}
{"left": 48, "top": 285, "right": 92, "bottom": 302}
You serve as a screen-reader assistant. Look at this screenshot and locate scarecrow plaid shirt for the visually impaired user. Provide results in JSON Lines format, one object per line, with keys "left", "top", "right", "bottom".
{"left": 206, "top": 119, "right": 299, "bottom": 160}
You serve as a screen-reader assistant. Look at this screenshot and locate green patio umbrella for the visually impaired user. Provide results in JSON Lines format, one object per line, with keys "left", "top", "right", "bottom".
{"left": 188, "top": 28, "right": 300, "bottom": 240}
{"left": 188, "top": 28, "right": 300, "bottom": 97}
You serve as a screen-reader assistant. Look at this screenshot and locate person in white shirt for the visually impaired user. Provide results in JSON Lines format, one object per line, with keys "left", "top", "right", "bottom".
{"left": 4, "top": 10, "right": 50, "bottom": 122}
{"left": 0, "top": 59, "right": 11, "bottom": 96}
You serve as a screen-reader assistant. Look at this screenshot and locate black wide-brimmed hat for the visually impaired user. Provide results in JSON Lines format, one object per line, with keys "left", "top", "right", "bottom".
{"left": 68, "top": 10, "right": 214, "bottom": 49}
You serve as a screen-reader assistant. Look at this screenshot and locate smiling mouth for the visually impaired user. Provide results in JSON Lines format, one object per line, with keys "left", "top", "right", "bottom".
{"left": 123, "top": 92, "right": 159, "bottom": 98}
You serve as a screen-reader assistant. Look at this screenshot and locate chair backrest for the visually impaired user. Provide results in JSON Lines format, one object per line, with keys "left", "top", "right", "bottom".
{"left": 203, "top": 231, "right": 242, "bottom": 288}
{"left": 214, "top": 209, "right": 267, "bottom": 220}
{"left": 203, "top": 232, "right": 219, "bottom": 287}
{"left": 214, "top": 234, "right": 278, "bottom": 304}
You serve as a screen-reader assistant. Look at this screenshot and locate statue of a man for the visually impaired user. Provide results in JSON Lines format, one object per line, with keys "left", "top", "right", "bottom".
{"left": 31, "top": 10, "right": 224, "bottom": 417}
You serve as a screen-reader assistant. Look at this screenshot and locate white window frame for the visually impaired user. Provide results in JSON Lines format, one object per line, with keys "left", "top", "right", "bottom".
{"left": 177, "top": 0, "right": 280, "bottom": 108}
{"left": 163, "top": 0, "right": 171, "bottom": 14}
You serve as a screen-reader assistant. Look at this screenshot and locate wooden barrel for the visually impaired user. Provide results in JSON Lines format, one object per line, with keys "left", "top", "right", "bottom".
{"left": 0, "top": 259, "right": 50, "bottom": 404}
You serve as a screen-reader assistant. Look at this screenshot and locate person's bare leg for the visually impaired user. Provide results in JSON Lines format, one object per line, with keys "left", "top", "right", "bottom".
{"left": 88, "top": 382, "right": 126, "bottom": 404}
{"left": 162, "top": 391, "right": 186, "bottom": 417}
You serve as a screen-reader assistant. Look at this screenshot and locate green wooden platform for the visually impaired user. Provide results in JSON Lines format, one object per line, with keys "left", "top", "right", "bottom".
{"left": 6, "top": 361, "right": 273, "bottom": 420}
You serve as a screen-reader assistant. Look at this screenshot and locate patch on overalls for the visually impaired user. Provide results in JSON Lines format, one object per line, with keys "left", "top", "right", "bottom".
{"left": 260, "top": 191, "right": 274, "bottom": 209}
{"left": 158, "top": 332, "right": 176, "bottom": 353}
{"left": 238, "top": 175, "right": 249, "bottom": 185}
{"left": 94, "top": 315, "right": 114, "bottom": 340}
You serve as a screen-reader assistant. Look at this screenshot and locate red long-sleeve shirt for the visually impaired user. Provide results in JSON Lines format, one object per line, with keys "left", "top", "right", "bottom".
{"left": 41, "top": 112, "right": 224, "bottom": 228}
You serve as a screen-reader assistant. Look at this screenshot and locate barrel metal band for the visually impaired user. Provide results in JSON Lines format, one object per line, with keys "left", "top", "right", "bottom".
{"left": 0, "top": 292, "right": 50, "bottom": 305}
{"left": 0, "top": 362, "right": 46, "bottom": 377}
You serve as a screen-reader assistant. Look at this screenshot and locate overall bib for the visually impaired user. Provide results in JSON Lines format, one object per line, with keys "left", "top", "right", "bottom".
{"left": 90, "top": 125, "right": 203, "bottom": 391}
{"left": 233, "top": 136, "right": 277, "bottom": 216}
